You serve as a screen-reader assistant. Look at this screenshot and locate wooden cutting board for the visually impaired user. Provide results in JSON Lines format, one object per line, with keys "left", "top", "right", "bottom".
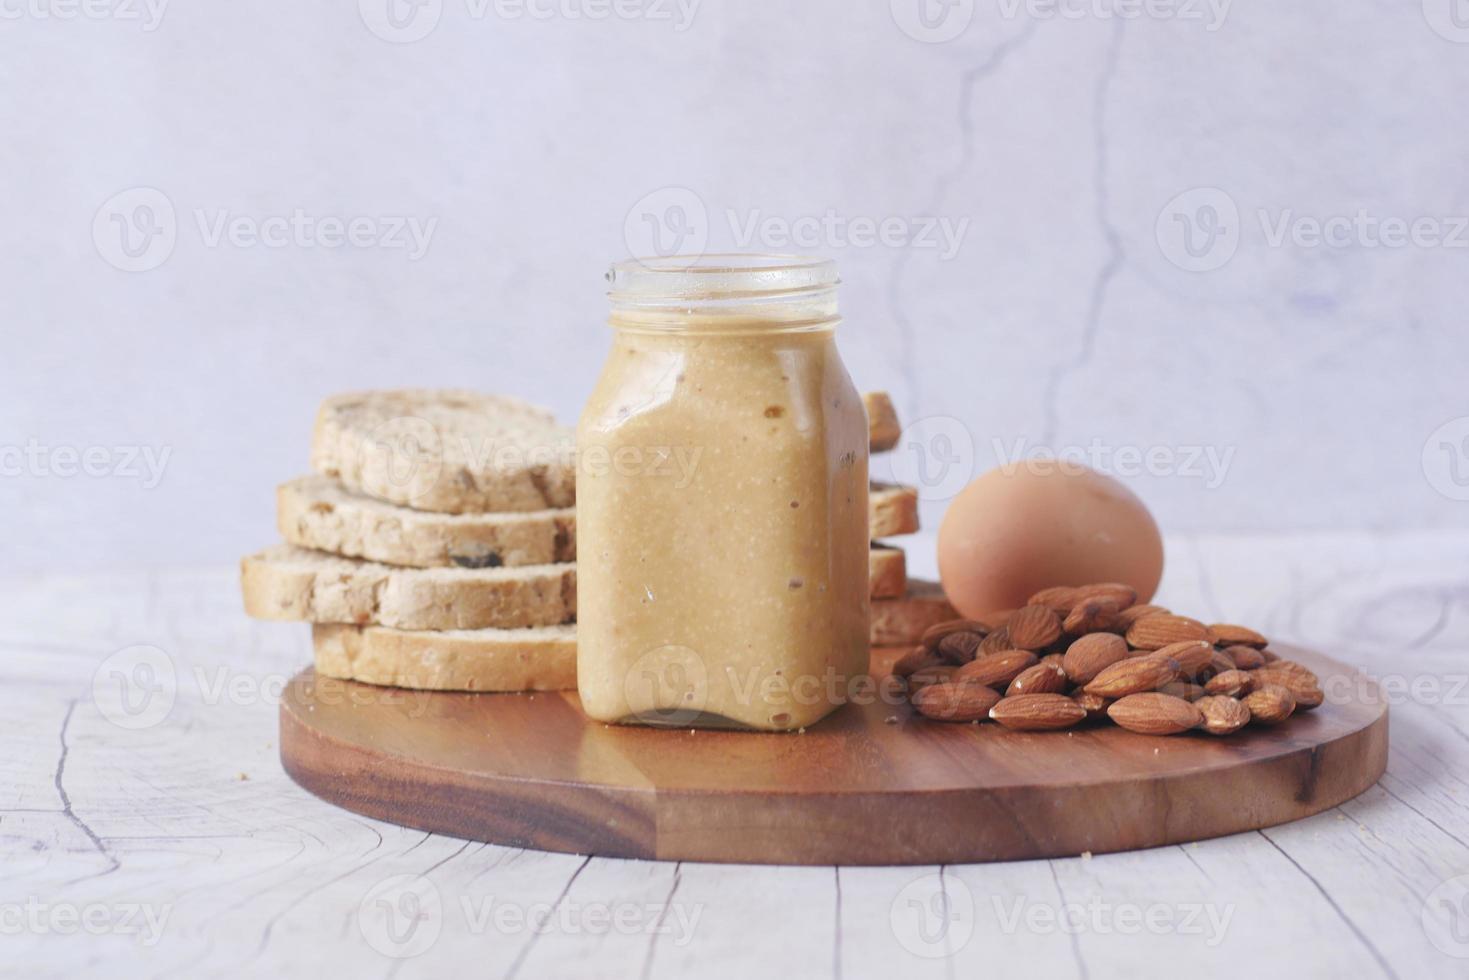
{"left": 279, "top": 644, "right": 1387, "bottom": 865}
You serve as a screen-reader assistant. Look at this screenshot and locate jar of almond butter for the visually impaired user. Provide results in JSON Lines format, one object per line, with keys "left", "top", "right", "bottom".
{"left": 576, "top": 255, "right": 869, "bottom": 731}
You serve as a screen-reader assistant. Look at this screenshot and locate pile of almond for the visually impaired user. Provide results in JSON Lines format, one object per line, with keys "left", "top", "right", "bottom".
{"left": 894, "top": 583, "right": 1325, "bottom": 736}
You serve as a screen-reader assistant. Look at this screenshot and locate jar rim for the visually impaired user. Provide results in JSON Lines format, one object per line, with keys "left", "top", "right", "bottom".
{"left": 607, "top": 253, "right": 838, "bottom": 302}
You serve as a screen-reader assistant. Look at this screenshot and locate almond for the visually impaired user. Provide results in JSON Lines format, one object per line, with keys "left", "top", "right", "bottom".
{"left": 1063, "top": 598, "right": 1120, "bottom": 635}
{"left": 1062, "top": 632, "right": 1130, "bottom": 685}
{"left": 1195, "top": 695, "right": 1251, "bottom": 735}
{"left": 1154, "top": 640, "right": 1214, "bottom": 679}
{"left": 1007, "top": 605, "right": 1063, "bottom": 650}
{"left": 1208, "top": 649, "right": 1239, "bottom": 675}
{"left": 1244, "top": 684, "right": 1296, "bottom": 724}
{"left": 1008, "top": 660, "right": 1068, "bottom": 696}
{"left": 1107, "top": 692, "right": 1203, "bottom": 735}
{"left": 1259, "top": 647, "right": 1281, "bottom": 663}
{"left": 920, "top": 618, "right": 991, "bottom": 653}
{"left": 1074, "top": 582, "right": 1138, "bottom": 611}
{"left": 979, "top": 626, "right": 1014, "bottom": 656}
{"left": 1027, "top": 586, "right": 1081, "bottom": 614}
{"left": 1158, "top": 680, "right": 1205, "bottom": 702}
{"left": 936, "top": 630, "right": 984, "bottom": 665}
{"left": 907, "top": 663, "right": 958, "bottom": 692}
{"left": 1252, "top": 665, "right": 1323, "bottom": 710}
{"left": 955, "top": 650, "right": 1038, "bottom": 689}
{"left": 989, "top": 693, "right": 1087, "bottom": 731}
{"left": 1204, "top": 669, "right": 1254, "bottom": 698}
{"left": 1208, "top": 623, "right": 1268, "bottom": 648}
{"left": 1222, "top": 645, "right": 1266, "bottom": 670}
{"left": 1073, "top": 691, "right": 1112, "bottom": 722}
{"left": 1114, "top": 603, "right": 1169, "bottom": 630}
{"left": 892, "top": 647, "right": 940, "bottom": 678}
{"left": 1083, "top": 653, "right": 1180, "bottom": 698}
{"left": 911, "top": 681, "right": 1002, "bottom": 722}
{"left": 1126, "top": 614, "right": 1210, "bottom": 650}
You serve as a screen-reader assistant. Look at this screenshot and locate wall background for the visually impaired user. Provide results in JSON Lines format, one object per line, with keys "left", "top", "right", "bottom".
{"left": 4, "top": 0, "right": 1468, "bottom": 572}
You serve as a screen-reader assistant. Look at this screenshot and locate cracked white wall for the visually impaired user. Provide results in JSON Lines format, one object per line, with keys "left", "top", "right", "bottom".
{"left": 2, "top": 2, "right": 1466, "bottom": 571}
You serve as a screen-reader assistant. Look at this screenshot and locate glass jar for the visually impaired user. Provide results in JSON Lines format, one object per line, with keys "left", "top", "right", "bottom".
{"left": 576, "top": 254, "right": 869, "bottom": 731}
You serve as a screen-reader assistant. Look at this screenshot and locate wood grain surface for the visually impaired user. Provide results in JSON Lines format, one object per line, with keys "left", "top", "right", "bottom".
{"left": 280, "top": 644, "right": 1388, "bottom": 865}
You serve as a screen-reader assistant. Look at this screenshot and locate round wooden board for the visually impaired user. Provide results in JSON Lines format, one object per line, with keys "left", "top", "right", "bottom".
{"left": 280, "top": 644, "right": 1387, "bottom": 866}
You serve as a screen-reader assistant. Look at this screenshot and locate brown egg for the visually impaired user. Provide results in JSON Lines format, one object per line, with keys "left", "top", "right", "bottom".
{"left": 937, "top": 461, "right": 1163, "bottom": 619}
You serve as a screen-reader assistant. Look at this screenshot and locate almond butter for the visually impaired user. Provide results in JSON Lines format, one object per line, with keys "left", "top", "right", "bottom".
{"left": 911, "top": 681, "right": 1002, "bottom": 722}
{"left": 1114, "top": 603, "right": 1169, "bottom": 630}
{"left": 1027, "top": 586, "right": 1081, "bottom": 614}
{"left": 1107, "top": 692, "right": 1203, "bottom": 735}
{"left": 1063, "top": 598, "right": 1120, "bottom": 635}
{"left": 936, "top": 630, "right": 984, "bottom": 665}
{"left": 1083, "top": 653, "right": 1180, "bottom": 698}
{"left": 1244, "top": 684, "right": 1296, "bottom": 724}
{"left": 1073, "top": 582, "right": 1138, "bottom": 611}
{"left": 1195, "top": 695, "right": 1251, "bottom": 735}
{"left": 1062, "top": 632, "right": 1129, "bottom": 685}
{"left": 1007, "top": 605, "right": 1063, "bottom": 650}
{"left": 1208, "top": 623, "right": 1268, "bottom": 648}
{"left": 1126, "top": 614, "right": 1210, "bottom": 650}
{"left": 989, "top": 693, "right": 1087, "bottom": 731}
{"left": 955, "top": 649, "right": 1038, "bottom": 689}
{"left": 920, "top": 618, "right": 991, "bottom": 653}
{"left": 1222, "top": 645, "right": 1266, "bottom": 670}
{"left": 1154, "top": 640, "right": 1215, "bottom": 679}
{"left": 1008, "top": 660, "right": 1068, "bottom": 696}
{"left": 1204, "top": 669, "right": 1254, "bottom": 698}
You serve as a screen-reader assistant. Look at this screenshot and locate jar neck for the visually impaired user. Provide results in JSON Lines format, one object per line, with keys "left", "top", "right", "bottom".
{"left": 607, "top": 254, "right": 839, "bottom": 335}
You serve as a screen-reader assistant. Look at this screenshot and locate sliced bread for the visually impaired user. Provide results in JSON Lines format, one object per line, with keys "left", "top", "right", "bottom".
{"left": 311, "top": 390, "right": 577, "bottom": 514}
{"left": 240, "top": 544, "right": 575, "bottom": 630}
{"left": 313, "top": 623, "right": 576, "bottom": 691}
{"left": 281, "top": 474, "right": 914, "bottom": 567}
{"left": 278, "top": 475, "right": 575, "bottom": 569}
{"left": 869, "top": 543, "right": 907, "bottom": 600}
{"left": 864, "top": 391, "right": 900, "bottom": 452}
{"left": 869, "top": 579, "right": 958, "bottom": 646}
{"left": 869, "top": 482, "right": 919, "bottom": 538}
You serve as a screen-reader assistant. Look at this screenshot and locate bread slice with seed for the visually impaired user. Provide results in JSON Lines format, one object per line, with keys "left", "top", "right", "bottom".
{"left": 278, "top": 475, "right": 575, "bottom": 569}
{"left": 869, "top": 482, "right": 919, "bottom": 537}
{"left": 311, "top": 390, "right": 577, "bottom": 514}
{"left": 870, "top": 579, "right": 958, "bottom": 646}
{"left": 281, "top": 472, "right": 914, "bottom": 567}
{"left": 869, "top": 544, "right": 907, "bottom": 600}
{"left": 313, "top": 623, "right": 576, "bottom": 691}
{"left": 864, "top": 391, "right": 900, "bottom": 452}
{"left": 241, "top": 545, "right": 575, "bottom": 630}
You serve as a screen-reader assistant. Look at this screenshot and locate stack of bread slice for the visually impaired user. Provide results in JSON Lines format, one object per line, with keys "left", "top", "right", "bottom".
{"left": 240, "top": 389, "right": 953, "bottom": 693}
{"left": 863, "top": 394, "right": 960, "bottom": 647}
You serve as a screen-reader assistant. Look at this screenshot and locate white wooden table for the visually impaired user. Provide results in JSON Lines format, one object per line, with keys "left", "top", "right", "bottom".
{"left": 4, "top": 531, "right": 1468, "bottom": 979}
